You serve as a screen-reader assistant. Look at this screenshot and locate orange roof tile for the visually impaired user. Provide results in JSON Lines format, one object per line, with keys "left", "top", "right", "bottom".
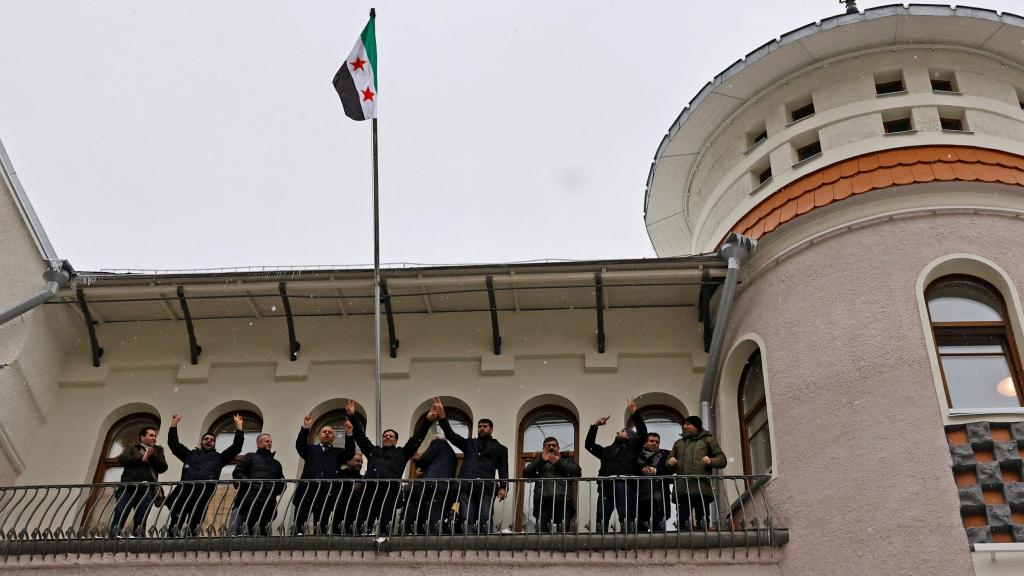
{"left": 726, "top": 145, "right": 1024, "bottom": 246}
{"left": 892, "top": 165, "right": 914, "bottom": 185}
{"left": 833, "top": 178, "right": 853, "bottom": 200}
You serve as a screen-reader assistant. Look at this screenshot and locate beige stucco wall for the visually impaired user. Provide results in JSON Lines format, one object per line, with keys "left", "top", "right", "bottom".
{"left": 0, "top": 172, "right": 77, "bottom": 487}
{"left": 716, "top": 210, "right": 1024, "bottom": 575}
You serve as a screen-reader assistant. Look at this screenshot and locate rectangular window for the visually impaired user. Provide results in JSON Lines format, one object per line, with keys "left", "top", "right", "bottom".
{"left": 883, "top": 117, "right": 913, "bottom": 134}
{"left": 875, "top": 79, "right": 905, "bottom": 95}
{"left": 930, "top": 70, "right": 959, "bottom": 93}
{"left": 790, "top": 101, "right": 815, "bottom": 123}
{"left": 746, "top": 124, "right": 768, "bottom": 152}
{"left": 931, "top": 79, "right": 953, "bottom": 92}
{"left": 796, "top": 140, "right": 821, "bottom": 162}
{"left": 758, "top": 166, "right": 772, "bottom": 184}
{"left": 752, "top": 129, "right": 768, "bottom": 146}
{"left": 940, "top": 117, "right": 964, "bottom": 131}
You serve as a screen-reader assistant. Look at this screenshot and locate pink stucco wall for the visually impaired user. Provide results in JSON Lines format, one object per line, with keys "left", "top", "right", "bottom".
{"left": 724, "top": 211, "right": 1024, "bottom": 576}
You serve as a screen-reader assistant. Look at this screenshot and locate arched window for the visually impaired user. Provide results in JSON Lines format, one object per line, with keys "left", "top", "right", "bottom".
{"left": 408, "top": 406, "right": 472, "bottom": 478}
{"left": 635, "top": 405, "right": 684, "bottom": 446}
{"left": 738, "top": 350, "right": 772, "bottom": 475}
{"left": 516, "top": 406, "right": 578, "bottom": 531}
{"left": 93, "top": 413, "right": 162, "bottom": 483}
{"left": 311, "top": 409, "right": 367, "bottom": 453}
{"left": 926, "top": 276, "right": 1024, "bottom": 409}
{"left": 207, "top": 411, "right": 263, "bottom": 479}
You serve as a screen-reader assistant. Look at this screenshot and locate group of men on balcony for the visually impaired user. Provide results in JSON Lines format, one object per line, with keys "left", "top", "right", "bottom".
{"left": 108, "top": 397, "right": 726, "bottom": 538}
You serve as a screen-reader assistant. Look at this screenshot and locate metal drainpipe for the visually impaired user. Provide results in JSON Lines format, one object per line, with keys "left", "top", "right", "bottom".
{"left": 0, "top": 264, "right": 73, "bottom": 328}
{"left": 699, "top": 233, "right": 756, "bottom": 433}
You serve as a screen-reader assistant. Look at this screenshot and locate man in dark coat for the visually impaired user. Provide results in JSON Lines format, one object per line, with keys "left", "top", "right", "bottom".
{"left": 346, "top": 399, "right": 436, "bottom": 534}
{"left": 523, "top": 437, "right": 582, "bottom": 533}
{"left": 293, "top": 413, "right": 356, "bottom": 535}
{"left": 433, "top": 398, "right": 509, "bottom": 534}
{"left": 331, "top": 453, "right": 366, "bottom": 534}
{"left": 409, "top": 434, "right": 457, "bottom": 534}
{"left": 166, "top": 413, "right": 244, "bottom": 537}
{"left": 109, "top": 425, "right": 168, "bottom": 537}
{"left": 232, "top": 432, "right": 285, "bottom": 536}
{"left": 585, "top": 398, "right": 646, "bottom": 532}
{"left": 636, "top": 432, "right": 672, "bottom": 532}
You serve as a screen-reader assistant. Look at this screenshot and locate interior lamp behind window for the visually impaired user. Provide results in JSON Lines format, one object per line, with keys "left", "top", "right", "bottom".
{"left": 997, "top": 377, "right": 1017, "bottom": 398}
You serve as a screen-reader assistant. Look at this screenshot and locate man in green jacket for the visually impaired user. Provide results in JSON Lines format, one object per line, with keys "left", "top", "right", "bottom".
{"left": 523, "top": 437, "right": 582, "bottom": 532}
{"left": 666, "top": 416, "right": 726, "bottom": 530}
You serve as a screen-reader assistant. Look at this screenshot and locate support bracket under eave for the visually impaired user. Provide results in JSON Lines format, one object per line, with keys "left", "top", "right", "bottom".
{"left": 380, "top": 278, "right": 399, "bottom": 358}
{"left": 595, "top": 272, "right": 606, "bottom": 354}
{"left": 176, "top": 286, "right": 202, "bottom": 365}
{"left": 486, "top": 275, "right": 502, "bottom": 355}
{"left": 75, "top": 288, "right": 104, "bottom": 368}
{"left": 279, "top": 282, "right": 301, "bottom": 361}
{"left": 698, "top": 270, "right": 720, "bottom": 353}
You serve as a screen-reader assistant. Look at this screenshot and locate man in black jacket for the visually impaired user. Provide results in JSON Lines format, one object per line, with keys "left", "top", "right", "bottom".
{"left": 409, "top": 434, "right": 457, "bottom": 534}
{"left": 109, "top": 425, "right": 168, "bottom": 538}
{"left": 432, "top": 397, "right": 509, "bottom": 534}
{"left": 636, "top": 432, "right": 672, "bottom": 532}
{"left": 523, "top": 437, "right": 582, "bottom": 533}
{"left": 331, "top": 453, "right": 365, "bottom": 535}
{"left": 166, "top": 413, "right": 245, "bottom": 537}
{"left": 232, "top": 432, "right": 284, "bottom": 536}
{"left": 346, "top": 399, "right": 436, "bottom": 534}
{"left": 293, "top": 413, "right": 355, "bottom": 535}
{"left": 585, "top": 398, "right": 646, "bottom": 532}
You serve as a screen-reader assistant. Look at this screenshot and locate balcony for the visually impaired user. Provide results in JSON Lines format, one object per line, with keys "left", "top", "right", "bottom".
{"left": 0, "top": 476, "right": 785, "bottom": 562}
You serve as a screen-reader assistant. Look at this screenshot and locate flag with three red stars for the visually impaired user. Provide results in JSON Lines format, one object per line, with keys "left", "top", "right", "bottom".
{"left": 332, "top": 16, "right": 377, "bottom": 121}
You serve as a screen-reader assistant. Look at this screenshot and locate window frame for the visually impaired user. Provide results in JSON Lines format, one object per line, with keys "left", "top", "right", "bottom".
{"left": 408, "top": 406, "right": 473, "bottom": 478}
{"left": 515, "top": 405, "right": 579, "bottom": 531}
{"left": 92, "top": 413, "right": 162, "bottom": 484}
{"left": 206, "top": 410, "right": 263, "bottom": 467}
{"left": 926, "top": 275, "right": 1024, "bottom": 409}
{"left": 737, "top": 350, "right": 772, "bottom": 476}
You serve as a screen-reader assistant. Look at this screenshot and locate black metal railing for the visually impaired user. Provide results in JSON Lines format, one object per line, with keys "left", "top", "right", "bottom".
{"left": 0, "top": 475, "right": 784, "bottom": 560}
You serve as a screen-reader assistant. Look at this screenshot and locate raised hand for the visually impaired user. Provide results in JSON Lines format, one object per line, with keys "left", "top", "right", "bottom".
{"left": 233, "top": 414, "right": 244, "bottom": 430}
{"left": 170, "top": 414, "right": 182, "bottom": 426}
{"left": 141, "top": 446, "right": 152, "bottom": 461}
{"left": 345, "top": 399, "right": 357, "bottom": 416}
{"left": 303, "top": 414, "right": 313, "bottom": 428}
{"left": 542, "top": 450, "right": 560, "bottom": 464}
{"left": 627, "top": 398, "right": 637, "bottom": 414}
{"left": 431, "top": 397, "right": 446, "bottom": 419}
{"left": 594, "top": 415, "right": 610, "bottom": 426}
{"left": 342, "top": 420, "right": 353, "bottom": 434}
{"left": 426, "top": 408, "right": 439, "bottom": 422}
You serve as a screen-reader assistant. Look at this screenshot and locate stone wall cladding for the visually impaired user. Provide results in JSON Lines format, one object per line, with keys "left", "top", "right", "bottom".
{"left": 946, "top": 421, "right": 1024, "bottom": 544}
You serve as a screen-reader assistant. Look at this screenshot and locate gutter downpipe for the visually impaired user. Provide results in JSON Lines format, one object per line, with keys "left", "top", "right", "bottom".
{"left": 0, "top": 137, "right": 72, "bottom": 327}
{"left": 699, "top": 233, "right": 756, "bottom": 433}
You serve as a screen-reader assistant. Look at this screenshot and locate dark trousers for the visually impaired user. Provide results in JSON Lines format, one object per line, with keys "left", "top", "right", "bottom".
{"left": 332, "top": 484, "right": 368, "bottom": 534}
{"left": 292, "top": 481, "right": 336, "bottom": 535}
{"left": 362, "top": 480, "right": 401, "bottom": 535}
{"left": 532, "top": 496, "right": 574, "bottom": 533}
{"left": 458, "top": 482, "right": 496, "bottom": 534}
{"left": 637, "top": 480, "right": 671, "bottom": 531}
{"left": 168, "top": 482, "right": 216, "bottom": 536}
{"left": 236, "top": 496, "right": 276, "bottom": 536}
{"left": 677, "top": 493, "right": 715, "bottom": 530}
{"left": 109, "top": 484, "right": 156, "bottom": 537}
{"left": 595, "top": 478, "right": 633, "bottom": 532}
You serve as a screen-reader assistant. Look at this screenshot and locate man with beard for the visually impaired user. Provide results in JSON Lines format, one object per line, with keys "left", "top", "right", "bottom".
{"left": 432, "top": 398, "right": 509, "bottom": 534}
{"left": 109, "top": 425, "right": 168, "bottom": 538}
{"left": 232, "top": 432, "right": 285, "bottom": 536}
{"left": 584, "top": 398, "right": 646, "bottom": 532}
{"left": 523, "top": 437, "right": 582, "bottom": 533}
{"left": 166, "top": 414, "right": 244, "bottom": 537}
{"left": 346, "top": 399, "right": 436, "bottom": 534}
{"left": 636, "top": 432, "right": 672, "bottom": 532}
{"left": 293, "top": 414, "right": 355, "bottom": 535}
{"left": 666, "top": 416, "right": 727, "bottom": 530}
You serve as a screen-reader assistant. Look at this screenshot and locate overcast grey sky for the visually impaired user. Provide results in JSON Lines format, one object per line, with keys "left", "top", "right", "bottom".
{"left": 2, "top": 1, "right": 1021, "bottom": 271}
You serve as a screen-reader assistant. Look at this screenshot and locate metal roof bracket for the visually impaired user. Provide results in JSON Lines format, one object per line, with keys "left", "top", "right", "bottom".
{"left": 279, "top": 282, "right": 300, "bottom": 361}
{"left": 75, "top": 287, "right": 104, "bottom": 368}
{"left": 595, "top": 272, "right": 606, "bottom": 354}
{"left": 176, "top": 286, "right": 202, "bottom": 365}
{"left": 486, "top": 275, "right": 502, "bottom": 355}
{"left": 380, "top": 279, "right": 399, "bottom": 358}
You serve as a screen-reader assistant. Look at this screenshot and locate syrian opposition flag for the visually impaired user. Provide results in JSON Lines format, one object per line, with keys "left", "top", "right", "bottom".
{"left": 333, "top": 16, "right": 377, "bottom": 121}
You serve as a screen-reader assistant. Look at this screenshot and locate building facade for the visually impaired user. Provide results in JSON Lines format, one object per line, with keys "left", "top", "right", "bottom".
{"left": 3, "top": 3, "right": 1024, "bottom": 575}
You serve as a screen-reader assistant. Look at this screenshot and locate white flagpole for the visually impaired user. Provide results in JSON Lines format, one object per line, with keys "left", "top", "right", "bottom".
{"left": 370, "top": 9, "right": 381, "bottom": 441}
